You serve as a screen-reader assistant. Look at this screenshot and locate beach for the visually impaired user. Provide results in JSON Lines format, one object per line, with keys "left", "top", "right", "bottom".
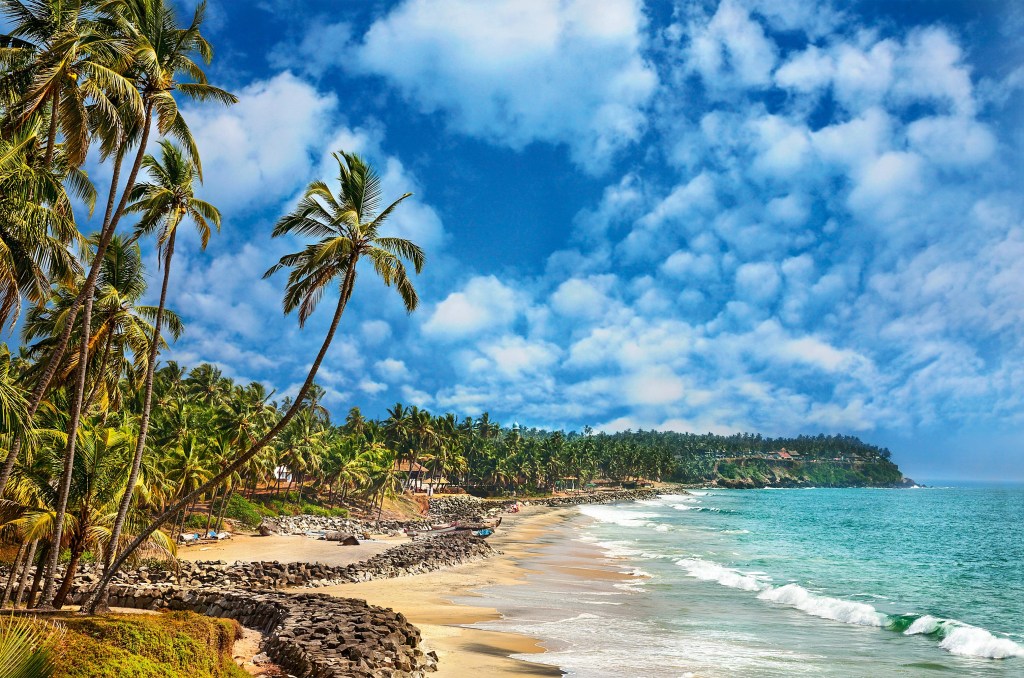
{"left": 316, "top": 505, "right": 586, "bottom": 676}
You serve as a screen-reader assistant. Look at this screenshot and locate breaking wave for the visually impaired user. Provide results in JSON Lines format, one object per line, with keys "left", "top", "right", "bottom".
{"left": 676, "top": 559, "right": 1023, "bottom": 660}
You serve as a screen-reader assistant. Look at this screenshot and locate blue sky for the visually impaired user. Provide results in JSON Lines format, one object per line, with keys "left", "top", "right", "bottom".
{"left": 14, "top": 0, "right": 1024, "bottom": 481}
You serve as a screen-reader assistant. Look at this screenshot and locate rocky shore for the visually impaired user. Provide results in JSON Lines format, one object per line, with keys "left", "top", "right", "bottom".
{"left": 68, "top": 585, "right": 437, "bottom": 677}
{"left": 41, "top": 489, "right": 667, "bottom": 677}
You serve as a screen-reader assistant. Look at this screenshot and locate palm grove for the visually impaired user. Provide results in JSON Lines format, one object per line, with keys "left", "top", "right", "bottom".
{"left": 0, "top": 0, "right": 428, "bottom": 612}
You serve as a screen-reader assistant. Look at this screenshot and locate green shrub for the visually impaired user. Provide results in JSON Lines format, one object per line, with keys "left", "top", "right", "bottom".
{"left": 223, "top": 494, "right": 264, "bottom": 528}
{"left": 35, "top": 611, "right": 247, "bottom": 678}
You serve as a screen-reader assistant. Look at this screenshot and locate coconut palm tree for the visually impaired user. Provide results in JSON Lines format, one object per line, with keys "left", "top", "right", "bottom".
{"left": 102, "top": 139, "right": 218, "bottom": 589}
{"left": 0, "top": 0, "right": 140, "bottom": 166}
{"left": 20, "top": 0, "right": 232, "bottom": 607}
{"left": 83, "top": 149, "right": 425, "bottom": 611}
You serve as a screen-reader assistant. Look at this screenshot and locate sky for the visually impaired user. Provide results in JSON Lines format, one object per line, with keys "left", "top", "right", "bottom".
{"left": 9, "top": 0, "right": 1024, "bottom": 482}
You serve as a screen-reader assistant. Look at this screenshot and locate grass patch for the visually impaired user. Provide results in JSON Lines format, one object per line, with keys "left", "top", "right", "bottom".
{"left": 35, "top": 611, "right": 248, "bottom": 678}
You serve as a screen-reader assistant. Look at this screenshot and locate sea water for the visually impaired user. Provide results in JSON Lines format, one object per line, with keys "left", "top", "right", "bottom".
{"left": 471, "top": 486, "right": 1024, "bottom": 677}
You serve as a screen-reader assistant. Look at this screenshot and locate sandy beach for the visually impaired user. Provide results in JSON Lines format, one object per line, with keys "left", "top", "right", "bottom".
{"left": 313, "top": 505, "right": 621, "bottom": 677}
{"left": 176, "top": 532, "right": 403, "bottom": 566}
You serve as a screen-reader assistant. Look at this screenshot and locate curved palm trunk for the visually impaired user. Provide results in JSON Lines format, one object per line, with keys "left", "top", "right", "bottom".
{"left": 83, "top": 259, "right": 359, "bottom": 613}
{"left": 38, "top": 105, "right": 154, "bottom": 609}
{"left": 101, "top": 228, "right": 176, "bottom": 596}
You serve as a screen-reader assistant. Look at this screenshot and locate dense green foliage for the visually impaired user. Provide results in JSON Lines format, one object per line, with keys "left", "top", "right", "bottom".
{"left": 591, "top": 430, "right": 902, "bottom": 486}
{"left": 33, "top": 612, "right": 246, "bottom": 678}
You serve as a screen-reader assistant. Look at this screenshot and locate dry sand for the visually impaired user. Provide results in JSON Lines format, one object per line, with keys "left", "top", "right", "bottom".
{"left": 176, "top": 532, "right": 402, "bottom": 566}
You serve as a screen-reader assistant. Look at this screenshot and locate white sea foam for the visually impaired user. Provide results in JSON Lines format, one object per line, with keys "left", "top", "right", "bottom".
{"left": 904, "top": 615, "right": 942, "bottom": 635}
{"left": 594, "top": 540, "right": 643, "bottom": 559}
{"left": 675, "top": 558, "right": 768, "bottom": 592}
{"left": 939, "top": 625, "right": 1024, "bottom": 659}
{"left": 579, "top": 505, "right": 663, "bottom": 528}
{"left": 757, "top": 584, "right": 886, "bottom": 627}
{"left": 903, "top": 616, "right": 1024, "bottom": 659}
{"left": 672, "top": 504, "right": 694, "bottom": 511}
{"left": 721, "top": 529, "right": 751, "bottom": 535}
{"left": 658, "top": 494, "right": 697, "bottom": 501}
{"left": 654, "top": 523, "right": 671, "bottom": 532}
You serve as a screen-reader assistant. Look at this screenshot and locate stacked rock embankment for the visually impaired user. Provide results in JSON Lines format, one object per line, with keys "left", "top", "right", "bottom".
{"left": 427, "top": 494, "right": 491, "bottom": 523}
{"left": 68, "top": 585, "right": 437, "bottom": 677}
{"left": 69, "top": 533, "right": 495, "bottom": 593}
{"left": 259, "top": 515, "right": 430, "bottom": 538}
{"left": 528, "top": 487, "right": 664, "bottom": 507}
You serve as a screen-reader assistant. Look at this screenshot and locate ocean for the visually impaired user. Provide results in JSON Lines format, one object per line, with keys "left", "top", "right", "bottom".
{"left": 470, "top": 486, "right": 1024, "bottom": 677}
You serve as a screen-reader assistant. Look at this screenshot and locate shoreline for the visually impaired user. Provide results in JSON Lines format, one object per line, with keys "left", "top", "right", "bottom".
{"left": 317, "top": 504, "right": 596, "bottom": 677}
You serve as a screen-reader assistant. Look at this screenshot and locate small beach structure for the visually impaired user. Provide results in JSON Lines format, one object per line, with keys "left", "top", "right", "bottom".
{"left": 395, "top": 459, "right": 430, "bottom": 491}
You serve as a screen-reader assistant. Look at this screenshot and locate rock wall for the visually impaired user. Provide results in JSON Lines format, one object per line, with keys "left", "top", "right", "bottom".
{"left": 69, "top": 585, "right": 437, "bottom": 677}
{"left": 260, "top": 516, "right": 429, "bottom": 538}
{"left": 71, "top": 533, "right": 496, "bottom": 592}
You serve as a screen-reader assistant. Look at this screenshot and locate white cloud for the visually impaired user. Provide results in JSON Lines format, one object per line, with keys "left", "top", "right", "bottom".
{"left": 907, "top": 116, "right": 996, "bottom": 167}
{"left": 735, "top": 262, "right": 781, "bottom": 304}
{"left": 375, "top": 358, "right": 410, "bottom": 382}
{"left": 477, "top": 335, "right": 561, "bottom": 380}
{"left": 550, "top": 275, "right": 616, "bottom": 320}
{"left": 353, "top": 0, "right": 657, "bottom": 172}
{"left": 269, "top": 21, "right": 353, "bottom": 78}
{"left": 624, "top": 369, "right": 685, "bottom": 406}
{"left": 360, "top": 320, "right": 392, "bottom": 345}
{"left": 358, "top": 379, "right": 388, "bottom": 395}
{"left": 682, "top": 0, "right": 778, "bottom": 91}
{"left": 183, "top": 72, "right": 337, "bottom": 212}
{"left": 422, "top": 276, "right": 524, "bottom": 340}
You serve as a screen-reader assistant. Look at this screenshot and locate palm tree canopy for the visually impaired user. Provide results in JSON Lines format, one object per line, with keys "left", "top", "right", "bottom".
{"left": 263, "top": 151, "right": 424, "bottom": 325}
{"left": 126, "top": 138, "right": 220, "bottom": 248}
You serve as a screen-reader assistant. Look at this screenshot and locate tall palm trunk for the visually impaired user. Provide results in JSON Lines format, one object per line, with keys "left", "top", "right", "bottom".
{"left": 84, "top": 259, "right": 359, "bottom": 612}
{"left": 43, "top": 89, "right": 58, "bottom": 167}
{"left": 204, "top": 483, "right": 219, "bottom": 535}
{"left": 26, "top": 542, "right": 47, "bottom": 607}
{"left": 38, "top": 105, "right": 154, "bottom": 608}
{"left": 0, "top": 131, "right": 132, "bottom": 494}
{"left": 214, "top": 486, "right": 233, "bottom": 532}
{"left": 102, "top": 228, "right": 175, "bottom": 586}
{"left": 13, "top": 540, "right": 37, "bottom": 607}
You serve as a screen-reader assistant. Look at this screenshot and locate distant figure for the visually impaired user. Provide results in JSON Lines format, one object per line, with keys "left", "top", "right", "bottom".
{"left": 427, "top": 484, "right": 434, "bottom": 498}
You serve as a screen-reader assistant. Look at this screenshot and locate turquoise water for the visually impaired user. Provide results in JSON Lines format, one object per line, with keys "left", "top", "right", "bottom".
{"left": 474, "top": 487, "right": 1024, "bottom": 676}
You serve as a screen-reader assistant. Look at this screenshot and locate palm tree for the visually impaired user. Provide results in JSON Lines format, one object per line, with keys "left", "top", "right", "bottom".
{"left": 0, "top": 0, "right": 141, "bottom": 166}
{"left": 0, "top": 614, "right": 62, "bottom": 677}
{"left": 102, "top": 139, "right": 218, "bottom": 589}
{"left": 83, "top": 149, "right": 425, "bottom": 611}
{"left": 0, "top": 125, "right": 85, "bottom": 330}
{"left": 18, "top": 0, "right": 232, "bottom": 607}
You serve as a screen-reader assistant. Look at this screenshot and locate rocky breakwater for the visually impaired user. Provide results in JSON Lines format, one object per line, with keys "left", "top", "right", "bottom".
{"left": 530, "top": 487, "right": 665, "bottom": 507}
{"left": 260, "top": 515, "right": 429, "bottom": 538}
{"left": 427, "top": 495, "right": 493, "bottom": 523}
{"left": 69, "top": 586, "right": 437, "bottom": 677}
{"left": 70, "top": 533, "right": 497, "bottom": 593}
